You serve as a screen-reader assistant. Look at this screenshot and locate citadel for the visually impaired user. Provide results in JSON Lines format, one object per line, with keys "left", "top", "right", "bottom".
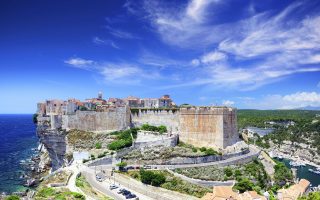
{"left": 37, "top": 92, "right": 239, "bottom": 150}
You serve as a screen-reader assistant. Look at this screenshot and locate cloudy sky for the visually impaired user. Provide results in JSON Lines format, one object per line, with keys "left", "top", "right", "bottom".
{"left": 1, "top": 0, "right": 320, "bottom": 113}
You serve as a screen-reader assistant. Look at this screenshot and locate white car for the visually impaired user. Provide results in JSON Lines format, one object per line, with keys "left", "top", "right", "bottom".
{"left": 96, "top": 175, "right": 103, "bottom": 182}
{"left": 109, "top": 184, "right": 118, "bottom": 190}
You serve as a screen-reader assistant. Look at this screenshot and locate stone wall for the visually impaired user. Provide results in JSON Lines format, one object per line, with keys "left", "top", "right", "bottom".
{"left": 179, "top": 107, "right": 238, "bottom": 149}
{"left": 62, "top": 106, "right": 130, "bottom": 132}
{"left": 131, "top": 109, "right": 180, "bottom": 133}
{"left": 131, "top": 107, "right": 239, "bottom": 149}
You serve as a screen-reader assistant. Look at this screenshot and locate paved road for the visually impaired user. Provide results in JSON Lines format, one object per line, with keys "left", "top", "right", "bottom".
{"left": 67, "top": 145, "right": 260, "bottom": 200}
{"left": 81, "top": 167, "right": 153, "bottom": 200}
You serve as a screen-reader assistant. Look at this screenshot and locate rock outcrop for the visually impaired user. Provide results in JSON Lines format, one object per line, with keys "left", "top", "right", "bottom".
{"left": 37, "top": 124, "right": 67, "bottom": 171}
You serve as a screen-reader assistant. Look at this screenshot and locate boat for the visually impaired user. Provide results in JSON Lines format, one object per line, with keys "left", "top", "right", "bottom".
{"left": 289, "top": 161, "right": 305, "bottom": 167}
{"left": 308, "top": 168, "right": 320, "bottom": 175}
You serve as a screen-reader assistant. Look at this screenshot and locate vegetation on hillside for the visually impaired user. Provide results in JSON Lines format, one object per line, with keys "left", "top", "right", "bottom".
{"left": 298, "top": 191, "right": 320, "bottom": 200}
{"left": 107, "top": 124, "right": 168, "bottom": 150}
{"left": 35, "top": 187, "right": 84, "bottom": 200}
{"left": 4, "top": 195, "right": 20, "bottom": 200}
{"left": 76, "top": 174, "right": 112, "bottom": 200}
{"left": 123, "top": 170, "right": 211, "bottom": 198}
{"left": 107, "top": 128, "right": 138, "bottom": 150}
{"left": 175, "top": 159, "right": 271, "bottom": 194}
{"left": 238, "top": 109, "right": 320, "bottom": 153}
{"left": 140, "top": 124, "right": 167, "bottom": 134}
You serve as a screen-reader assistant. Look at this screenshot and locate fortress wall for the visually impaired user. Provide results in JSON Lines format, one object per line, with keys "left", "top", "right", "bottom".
{"left": 131, "top": 110, "right": 180, "bottom": 133}
{"left": 222, "top": 108, "right": 239, "bottom": 147}
{"left": 62, "top": 106, "right": 130, "bottom": 131}
{"left": 179, "top": 107, "right": 238, "bottom": 149}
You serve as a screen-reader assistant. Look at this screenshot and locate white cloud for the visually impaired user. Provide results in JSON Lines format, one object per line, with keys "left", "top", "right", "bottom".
{"left": 222, "top": 100, "right": 235, "bottom": 107}
{"left": 65, "top": 57, "right": 161, "bottom": 84}
{"left": 64, "top": 58, "right": 95, "bottom": 69}
{"left": 141, "top": 0, "right": 226, "bottom": 48}
{"left": 93, "top": 37, "right": 120, "bottom": 49}
{"left": 283, "top": 92, "right": 320, "bottom": 105}
{"left": 201, "top": 51, "right": 227, "bottom": 64}
{"left": 105, "top": 26, "right": 140, "bottom": 39}
{"left": 186, "top": 0, "right": 218, "bottom": 22}
{"left": 191, "top": 59, "right": 200, "bottom": 66}
{"left": 153, "top": 1, "right": 320, "bottom": 90}
{"left": 242, "top": 92, "right": 320, "bottom": 109}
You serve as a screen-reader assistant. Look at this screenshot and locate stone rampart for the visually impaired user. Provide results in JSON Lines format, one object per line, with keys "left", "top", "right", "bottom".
{"left": 62, "top": 106, "right": 130, "bottom": 132}
{"left": 179, "top": 107, "right": 238, "bottom": 149}
{"left": 131, "top": 107, "right": 239, "bottom": 149}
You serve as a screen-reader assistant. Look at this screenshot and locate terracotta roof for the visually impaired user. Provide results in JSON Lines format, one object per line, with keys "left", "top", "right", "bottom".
{"left": 278, "top": 179, "right": 310, "bottom": 200}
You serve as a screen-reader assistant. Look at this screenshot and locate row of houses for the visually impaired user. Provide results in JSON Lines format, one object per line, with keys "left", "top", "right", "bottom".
{"left": 201, "top": 179, "right": 310, "bottom": 200}
{"left": 37, "top": 92, "right": 175, "bottom": 115}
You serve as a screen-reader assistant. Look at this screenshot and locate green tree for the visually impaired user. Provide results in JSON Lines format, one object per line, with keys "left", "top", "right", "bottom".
{"left": 233, "top": 178, "right": 254, "bottom": 193}
{"left": 224, "top": 167, "right": 233, "bottom": 177}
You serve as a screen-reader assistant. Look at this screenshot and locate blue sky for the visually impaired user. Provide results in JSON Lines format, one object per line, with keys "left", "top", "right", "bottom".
{"left": 1, "top": 0, "right": 320, "bottom": 113}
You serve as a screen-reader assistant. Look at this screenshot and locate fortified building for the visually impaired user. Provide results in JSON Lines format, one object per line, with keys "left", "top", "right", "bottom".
{"left": 37, "top": 92, "right": 239, "bottom": 149}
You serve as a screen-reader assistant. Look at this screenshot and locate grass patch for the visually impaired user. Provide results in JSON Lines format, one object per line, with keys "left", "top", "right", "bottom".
{"left": 76, "top": 174, "right": 112, "bottom": 200}
{"left": 123, "top": 170, "right": 210, "bottom": 198}
{"left": 35, "top": 187, "right": 85, "bottom": 200}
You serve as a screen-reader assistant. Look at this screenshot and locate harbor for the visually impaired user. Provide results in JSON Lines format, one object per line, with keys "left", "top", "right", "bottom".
{"left": 275, "top": 158, "right": 320, "bottom": 187}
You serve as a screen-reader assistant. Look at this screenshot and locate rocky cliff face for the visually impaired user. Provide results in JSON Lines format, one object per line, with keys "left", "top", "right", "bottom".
{"left": 36, "top": 124, "right": 67, "bottom": 171}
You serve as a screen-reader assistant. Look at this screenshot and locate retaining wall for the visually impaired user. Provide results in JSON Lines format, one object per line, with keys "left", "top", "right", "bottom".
{"left": 62, "top": 106, "right": 130, "bottom": 131}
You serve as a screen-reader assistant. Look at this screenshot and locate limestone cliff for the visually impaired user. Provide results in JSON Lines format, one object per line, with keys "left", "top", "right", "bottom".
{"left": 36, "top": 124, "right": 67, "bottom": 171}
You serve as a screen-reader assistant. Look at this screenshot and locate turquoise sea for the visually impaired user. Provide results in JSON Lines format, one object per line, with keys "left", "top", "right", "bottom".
{"left": 0, "top": 114, "right": 38, "bottom": 193}
{"left": 276, "top": 158, "right": 320, "bottom": 187}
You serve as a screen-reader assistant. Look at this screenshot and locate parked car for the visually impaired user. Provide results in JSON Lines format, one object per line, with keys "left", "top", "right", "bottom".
{"left": 135, "top": 166, "right": 140, "bottom": 170}
{"left": 121, "top": 190, "right": 131, "bottom": 196}
{"left": 125, "top": 193, "right": 137, "bottom": 199}
{"left": 96, "top": 175, "right": 103, "bottom": 182}
{"left": 109, "top": 184, "right": 118, "bottom": 190}
{"left": 126, "top": 166, "right": 135, "bottom": 170}
{"left": 143, "top": 165, "right": 152, "bottom": 169}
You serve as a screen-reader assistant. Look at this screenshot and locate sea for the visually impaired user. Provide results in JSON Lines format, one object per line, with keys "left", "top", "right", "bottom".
{"left": 0, "top": 114, "right": 38, "bottom": 194}
{"left": 275, "top": 158, "right": 320, "bottom": 187}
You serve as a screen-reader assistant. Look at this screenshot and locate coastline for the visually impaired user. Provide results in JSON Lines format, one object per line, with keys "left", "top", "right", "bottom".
{"left": 271, "top": 149, "right": 320, "bottom": 169}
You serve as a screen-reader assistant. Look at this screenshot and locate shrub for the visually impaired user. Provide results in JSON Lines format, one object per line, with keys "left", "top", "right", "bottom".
{"left": 151, "top": 173, "right": 166, "bottom": 186}
{"left": 205, "top": 148, "right": 218, "bottom": 155}
{"left": 90, "top": 154, "right": 95, "bottom": 160}
{"left": 95, "top": 142, "right": 102, "bottom": 149}
{"left": 5, "top": 195, "right": 20, "bottom": 200}
{"left": 82, "top": 159, "right": 89, "bottom": 163}
{"left": 199, "top": 147, "right": 207, "bottom": 152}
{"left": 97, "top": 152, "right": 106, "bottom": 158}
{"left": 36, "top": 187, "right": 56, "bottom": 197}
{"left": 141, "top": 124, "right": 167, "bottom": 133}
{"left": 158, "top": 125, "right": 167, "bottom": 134}
{"left": 75, "top": 176, "right": 84, "bottom": 187}
{"left": 117, "top": 161, "right": 127, "bottom": 168}
{"left": 192, "top": 147, "right": 198, "bottom": 153}
{"left": 139, "top": 169, "right": 165, "bottom": 186}
{"left": 235, "top": 169, "right": 242, "bottom": 177}
{"left": 140, "top": 169, "right": 154, "bottom": 185}
{"left": 224, "top": 167, "right": 233, "bottom": 177}
{"left": 233, "top": 177, "right": 254, "bottom": 193}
